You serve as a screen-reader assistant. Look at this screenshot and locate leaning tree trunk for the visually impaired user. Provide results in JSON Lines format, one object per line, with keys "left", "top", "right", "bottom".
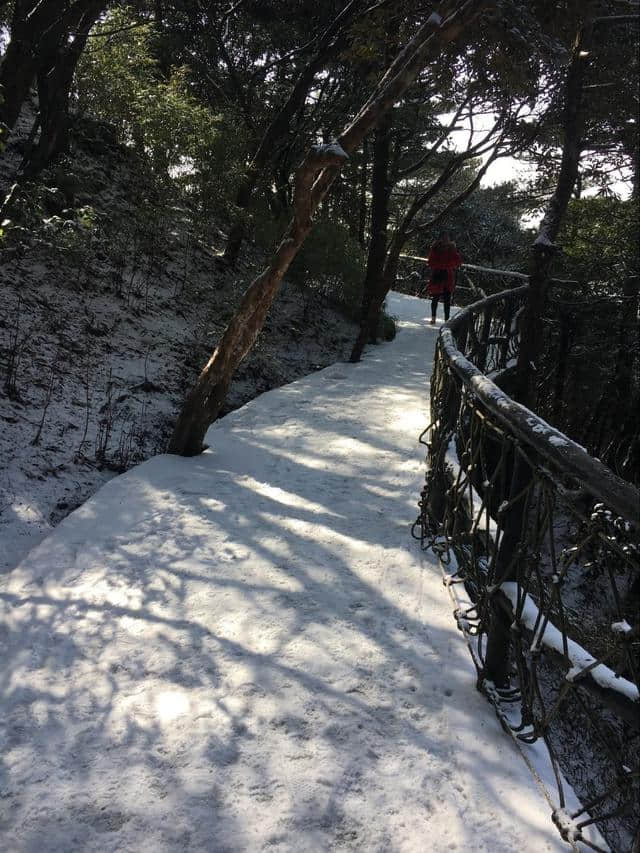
{"left": 169, "top": 0, "right": 486, "bottom": 456}
{"left": 169, "top": 145, "right": 350, "bottom": 455}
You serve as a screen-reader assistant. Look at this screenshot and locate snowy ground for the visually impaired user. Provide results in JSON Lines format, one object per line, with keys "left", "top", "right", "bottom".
{"left": 1, "top": 294, "right": 585, "bottom": 851}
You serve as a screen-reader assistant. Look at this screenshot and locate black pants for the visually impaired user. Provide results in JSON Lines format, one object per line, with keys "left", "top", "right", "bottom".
{"left": 431, "top": 291, "right": 451, "bottom": 321}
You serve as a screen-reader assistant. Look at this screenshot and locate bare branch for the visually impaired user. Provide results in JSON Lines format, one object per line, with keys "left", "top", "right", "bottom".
{"left": 397, "top": 96, "right": 470, "bottom": 178}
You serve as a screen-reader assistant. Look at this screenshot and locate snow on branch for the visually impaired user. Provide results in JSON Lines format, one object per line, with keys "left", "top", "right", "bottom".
{"left": 294, "top": 143, "right": 349, "bottom": 229}
{"left": 313, "top": 142, "right": 349, "bottom": 160}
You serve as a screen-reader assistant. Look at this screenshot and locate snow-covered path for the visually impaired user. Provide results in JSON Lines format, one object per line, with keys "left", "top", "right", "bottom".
{"left": 2, "top": 294, "right": 567, "bottom": 852}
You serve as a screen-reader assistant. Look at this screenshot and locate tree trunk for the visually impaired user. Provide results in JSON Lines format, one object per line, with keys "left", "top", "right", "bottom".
{"left": 169, "top": 0, "right": 486, "bottom": 455}
{"left": 357, "top": 136, "right": 368, "bottom": 247}
{"left": 25, "top": 4, "right": 105, "bottom": 176}
{"left": 551, "top": 309, "right": 572, "bottom": 423}
{"left": 590, "top": 276, "right": 640, "bottom": 471}
{"left": 515, "top": 18, "right": 593, "bottom": 408}
{"left": 360, "top": 113, "right": 392, "bottom": 321}
{"left": 350, "top": 12, "right": 402, "bottom": 361}
{"left": 0, "top": 1, "right": 49, "bottom": 143}
{"left": 350, "top": 146, "right": 501, "bottom": 363}
{"left": 24, "top": 8, "right": 101, "bottom": 176}
{"left": 1, "top": 0, "right": 104, "bottom": 168}
{"left": 153, "top": 0, "right": 172, "bottom": 78}
{"left": 0, "top": 35, "right": 38, "bottom": 139}
{"left": 169, "top": 144, "right": 350, "bottom": 455}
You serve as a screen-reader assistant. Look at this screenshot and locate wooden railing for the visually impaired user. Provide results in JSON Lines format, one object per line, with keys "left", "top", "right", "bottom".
{"left": 413, "top": 277, "right": 640, "bottom": 852}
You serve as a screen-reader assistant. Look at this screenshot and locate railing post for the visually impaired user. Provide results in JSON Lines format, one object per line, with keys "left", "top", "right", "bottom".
{"left": 483, "top": 606, "right": 512, "bottom": 689}
{"left": 425, "top": 336, "right": 463, "bottom": 527}
{"left": 476, "top": 305, "right": 493, "bottom": 372}
{"left": 483, "top": 445, "right": 530, "bottom": 688}
{"left": 499, "top": 299, "right": 514, "bottom": 371}
{"left": 454, "top": 315, "right": 469, "bottom": 355}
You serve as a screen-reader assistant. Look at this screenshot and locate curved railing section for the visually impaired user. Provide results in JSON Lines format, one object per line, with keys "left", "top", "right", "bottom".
{"left": 413, "top": 280, "right": 640, "bottom": 852}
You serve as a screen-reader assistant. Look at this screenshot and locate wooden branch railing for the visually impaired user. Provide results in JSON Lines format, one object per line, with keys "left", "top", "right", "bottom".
{"left": 413, "top": 274, "right": 640, "bottom": 852}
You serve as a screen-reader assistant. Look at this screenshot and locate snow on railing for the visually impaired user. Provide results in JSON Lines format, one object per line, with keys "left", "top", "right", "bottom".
{"left": 413, "top": 273, "right": 640, "bottom": 852}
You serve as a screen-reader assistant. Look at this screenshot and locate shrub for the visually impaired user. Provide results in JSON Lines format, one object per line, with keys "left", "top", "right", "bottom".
{"left": 75, "top": 6, "right": 243, "bottom": 221}
{"left": 283, "top": 217, "right": 366, "bottom": 319}
{"left": 378, "top": 308, "right": 397, "bottom": 341}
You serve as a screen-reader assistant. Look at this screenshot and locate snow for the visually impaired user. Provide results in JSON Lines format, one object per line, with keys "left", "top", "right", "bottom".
{"left": 1, "top": 293, "right": 589, "bottom": 851}
{"left": 444, "top": 435, "right": 500, "bottom": 541}
{"left": 552, "top": 809, "right": 582, "bottom": 844}
{"left": 611, "top": 620, "right": 632, "bottom": 635}
{"left": 533, "top": 233, "right": 556, "bottom": 248}
{"left": 314, "top": 142, "right": 349, "bottom": 160}
{"left": 444, "top": 343, "right": 590, "bottom": 456}
{"left": 502, "top": 582, "right": 640, "bottom": 703}
{"left": 443, "top": 556, "right": 608, "bottom": 851}
{"left": 548, "top": 435, "right": 569, "bottom": 447}
{"left": 0, "top": 211, "right": 358, "bottom": 577}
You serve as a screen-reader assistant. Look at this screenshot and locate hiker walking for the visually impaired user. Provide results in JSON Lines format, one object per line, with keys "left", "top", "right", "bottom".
{"left": 426, "top": 232, "right": 462, "bottom": 324}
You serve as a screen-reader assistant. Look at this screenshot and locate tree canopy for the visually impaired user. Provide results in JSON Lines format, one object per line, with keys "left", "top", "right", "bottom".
{"left": 0, "top": 0, "right": 637, "bottom": 462}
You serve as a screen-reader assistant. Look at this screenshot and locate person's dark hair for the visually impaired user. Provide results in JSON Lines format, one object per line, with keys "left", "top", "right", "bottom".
{"left": 431, "top": 230, "right": 456, "bottom": 252}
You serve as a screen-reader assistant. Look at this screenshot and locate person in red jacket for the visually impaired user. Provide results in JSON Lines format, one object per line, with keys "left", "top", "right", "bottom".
{"left": 426, "top": 232, "right": 462, "bottom": 324}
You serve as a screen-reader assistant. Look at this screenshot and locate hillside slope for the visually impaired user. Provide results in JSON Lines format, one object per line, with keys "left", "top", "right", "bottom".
{"left": 0, "top": 115, "right": 359, "bottom": 572}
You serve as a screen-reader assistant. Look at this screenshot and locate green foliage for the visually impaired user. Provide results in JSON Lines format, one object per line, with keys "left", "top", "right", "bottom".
{"left": 75, "top": 6, "right": 245, "bottom": 218}
{"left": 253, "top": 210, "right": 365, "bottom": 317}
{"left": 286, "top": 218, "right": 366, "bottom": 319}
{"left": 558, "top": 197, "right": 639, "bottom": 290}
{"left": 0, "top": 178, "right": 103, "bottom": 273}
{"left": 76, "top": 9, "right": 155, "bottom": 145}
{"left": 377, "top": 307, "right": 397, "bottom": 341}
{"left": 42, "top": 205, "right": 99, "bottom": 253}
{"left": 188, "top": 107, "right": 250, "bottom": 223}
{"left": 451, "top": 182, "right": 531, "bottom": 269}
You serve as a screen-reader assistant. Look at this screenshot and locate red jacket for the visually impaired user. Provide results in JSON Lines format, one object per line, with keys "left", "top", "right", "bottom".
{"left": 427, "top": 245, "right": 462, "bottom": 296}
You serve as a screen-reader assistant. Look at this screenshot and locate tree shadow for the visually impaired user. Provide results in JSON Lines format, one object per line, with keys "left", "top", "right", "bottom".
{"left": 0, "top": 302, "right": 563, "bottom": 851}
